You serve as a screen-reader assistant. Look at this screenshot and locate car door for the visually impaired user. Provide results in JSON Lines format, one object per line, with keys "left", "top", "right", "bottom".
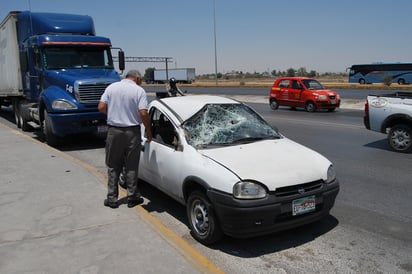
{"left": 288, "top": 79, "right": 304, "bottom": 106}
{"left": 139, "top": 107, "right": 185, "bottom": 201}
{"left": 276, "top": 79, "right": 291, "bottom": 105}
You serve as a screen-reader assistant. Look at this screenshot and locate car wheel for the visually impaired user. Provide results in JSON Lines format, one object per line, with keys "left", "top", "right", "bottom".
{"left": 186, "top": 190, "right": 223, "bottom": 245}
{"left": 269, "top": 99, "right": 279, "bottom": 110}
{"left": 305, "top": 101, "right": 317, "bottom": 112}
{"left": 388, "top": 124, "right": 412, "bottom": 153}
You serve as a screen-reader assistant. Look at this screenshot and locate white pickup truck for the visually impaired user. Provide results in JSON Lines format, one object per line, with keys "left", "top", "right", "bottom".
{"left": 364, "top": 92, "right": 412, "bottom": 153}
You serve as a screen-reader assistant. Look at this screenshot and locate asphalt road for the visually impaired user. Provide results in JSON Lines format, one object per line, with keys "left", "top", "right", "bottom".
{"left": 0, "top": 88, "right": 411, "bottom": 273}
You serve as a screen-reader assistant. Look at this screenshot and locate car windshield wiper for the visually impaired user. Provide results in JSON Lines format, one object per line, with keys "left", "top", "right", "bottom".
{"left": 233, "top": 136, "right": 280, "bottom": 144}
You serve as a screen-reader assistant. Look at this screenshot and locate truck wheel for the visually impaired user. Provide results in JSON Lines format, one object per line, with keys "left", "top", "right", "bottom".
{"left": 43, "top": 109, "right": 59, "bottom": 147}
{"left": 186, "top": 191, "right": 223, "bottom": 245}
{"left": 13, "top": 100, "right": 21, "bottom": 128}
{"left": 388, "top": 124, "right": 412, "bottom": 153}
{"left": 18, "top": 102, "right": 30, "bottom": 132}
{"left": 305, "top": 101, "right": 317, "bottom": 112}
{"left": 269, "top": 98, "right": 279, "bottom": 110}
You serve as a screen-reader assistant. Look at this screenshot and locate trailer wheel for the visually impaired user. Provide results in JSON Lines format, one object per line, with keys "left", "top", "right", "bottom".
{"left": 43, "top": 109, "right": 59, "bottom": 147}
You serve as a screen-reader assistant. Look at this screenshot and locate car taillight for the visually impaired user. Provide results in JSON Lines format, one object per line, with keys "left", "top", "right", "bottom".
{"left": 364, "top": 100, "right": 369, "bottom": 115}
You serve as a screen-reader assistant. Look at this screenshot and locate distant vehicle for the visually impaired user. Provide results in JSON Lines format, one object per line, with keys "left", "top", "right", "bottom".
{"left": 364, "top": 92, "right": 412, "bottom": 153}
{"left": 269, "top": 77, "right": 341, "bottom": 112}
{"left": 139, "top": 94, "right": 339, "bottom": 245}
{"left": 0, "top": 11, "right": 124, "bottom": 146}
{"left": 146, "top": 68, "right": 195, "bottom": 84}
{"left": 348, "top": 63, "right": 412, "bottom": 85}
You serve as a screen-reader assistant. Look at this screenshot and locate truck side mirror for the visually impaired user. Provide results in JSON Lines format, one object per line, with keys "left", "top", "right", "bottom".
{"left": 20, "top": 51, "right": 28, "bottom": 72}
{"left": 118, "top": 50, "right": 125, "bottom": 71}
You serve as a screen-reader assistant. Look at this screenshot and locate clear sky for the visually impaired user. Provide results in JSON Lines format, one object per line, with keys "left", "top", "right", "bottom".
{"left": 1, "top": 0, "right": 411, "bottom": 75}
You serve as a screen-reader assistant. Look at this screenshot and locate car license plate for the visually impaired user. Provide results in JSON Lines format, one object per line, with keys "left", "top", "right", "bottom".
{"left": 97, "top": 125, "right": 108, "bottom": 133}
{"left": 331, "top": 99, "right": 336, "bottom": 104}
{"left": 292, "top": 195, "right": 315, "bottom": 216}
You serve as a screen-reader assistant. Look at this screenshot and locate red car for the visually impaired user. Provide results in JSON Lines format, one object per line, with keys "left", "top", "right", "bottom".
{"left": 269, "top": 77, "right": 340, "bottom": 112}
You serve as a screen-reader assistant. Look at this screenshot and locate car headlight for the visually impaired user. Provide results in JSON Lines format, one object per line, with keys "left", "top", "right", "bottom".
{"left": 52, "top": 99, "right": 77, "bottom": 110}
{"left": 325, "top": 165, "right": 337, "bottom": 184}
{"left": 318, "top": 94, "right": 327, "bottom": 100}
{"left": 233, "top": 180, "right": 267, "bottom": 199}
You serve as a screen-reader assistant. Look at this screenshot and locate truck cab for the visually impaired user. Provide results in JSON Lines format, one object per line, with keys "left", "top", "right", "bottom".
{"left": 2, "top": 11, "right": 125, "bottom": 146}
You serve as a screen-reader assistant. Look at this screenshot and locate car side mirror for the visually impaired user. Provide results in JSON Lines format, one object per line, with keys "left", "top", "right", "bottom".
{"left": 173, "top": 136, "right": 183, "bottom": 152}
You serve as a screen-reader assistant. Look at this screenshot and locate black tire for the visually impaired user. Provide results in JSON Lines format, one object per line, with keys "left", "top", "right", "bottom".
{"left": 359, "top": 79, "right": 366, "bottom": 84}
{"left": 398, "top": 78, "right": 406, "bottom": 85}
{"left": 387, "top": 124, "right": 412, "bottom": 153}
{"left": 13, "top": 100, "right": 21, "bottom": 129}
{"left": 305, "top": 101, "right": 317, "bottom": 112}
{"left": 18, "top": 101, "right": 30, "bottom": 132}
{"left": 43, "top": 109, "right": 59, "bottom": 147}
{"left": 186, "top": 191, "right": 223, "bottom": 245}
{"left": 269, "top": 99, "right": 279, "bottom": 110}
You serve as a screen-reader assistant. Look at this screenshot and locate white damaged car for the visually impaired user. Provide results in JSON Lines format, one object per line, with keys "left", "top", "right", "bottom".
{"left": 139, "top": 95, "right": 339, "bottom": 245}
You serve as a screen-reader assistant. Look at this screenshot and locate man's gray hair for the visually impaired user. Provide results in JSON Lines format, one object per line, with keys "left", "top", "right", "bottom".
{"left": 125, "top": 69, "right": 142, "bottom": 79}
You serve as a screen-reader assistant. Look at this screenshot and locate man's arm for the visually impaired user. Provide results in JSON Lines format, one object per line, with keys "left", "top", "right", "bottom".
{"left": 98, "top": 101, "right": 107, "bottom": 115}
{"left": 139, "top": 109, "right": 152, "bottom": 142}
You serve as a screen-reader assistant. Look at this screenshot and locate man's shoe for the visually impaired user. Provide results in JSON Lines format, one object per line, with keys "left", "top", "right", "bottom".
{"left": 104, "top": 199, "right": 118, "bottom": 209}
{"left": 127, "top": 197, "right": 144, "bottom": 208}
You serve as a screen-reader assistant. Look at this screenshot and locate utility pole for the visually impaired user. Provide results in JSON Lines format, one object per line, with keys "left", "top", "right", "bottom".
{"left": 213, "top": 0, "right": 218, "bottom": 86}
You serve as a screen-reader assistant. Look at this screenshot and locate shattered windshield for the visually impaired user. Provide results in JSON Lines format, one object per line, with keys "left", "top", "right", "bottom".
{"left": 43, "top": 47, "right": 114, "bottom": 70}
{"left": 183, "top": 103, "right": 280, "bottom": 148}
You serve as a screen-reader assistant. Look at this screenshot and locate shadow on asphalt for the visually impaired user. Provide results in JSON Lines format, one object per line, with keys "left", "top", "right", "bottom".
{"left": 364, "top": 138, "right": 390, "bottom": 151}
{"left": 141, "top": 180, "right": 339, "bottom": 257}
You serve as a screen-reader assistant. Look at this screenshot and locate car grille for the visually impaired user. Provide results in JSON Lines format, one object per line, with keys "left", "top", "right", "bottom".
{"left": 329, "top": 95, "right": 336, "bottom": 100}
{"left": 77, "top": 83, "right": 110, "bottom": 104}
{"left": 274, "top": 180, "right": 323, "bottom": 197}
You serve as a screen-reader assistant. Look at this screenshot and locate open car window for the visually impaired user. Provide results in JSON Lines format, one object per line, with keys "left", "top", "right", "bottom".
{"left": 150, "top": 108, "right": 178, "bottom": 147}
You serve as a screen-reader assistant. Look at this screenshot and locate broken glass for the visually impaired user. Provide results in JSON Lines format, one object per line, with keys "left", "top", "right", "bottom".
{"left": 183, "top": 103, "right": 280, "bottom": 148}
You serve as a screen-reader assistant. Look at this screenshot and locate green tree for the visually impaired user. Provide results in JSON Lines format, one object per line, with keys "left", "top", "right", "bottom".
{"left": 286, "top": 68, "right": 296, "bottom": 77}
{"left": 144, "top": 67, "right": 155, "bottom": 82}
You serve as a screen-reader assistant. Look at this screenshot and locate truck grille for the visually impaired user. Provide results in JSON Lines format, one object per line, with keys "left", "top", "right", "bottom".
{"left": 77, "top": 83, "right": 110, "bottom": 104}
{"left": 274, "top": 180, "right": 323, "bottom": 197}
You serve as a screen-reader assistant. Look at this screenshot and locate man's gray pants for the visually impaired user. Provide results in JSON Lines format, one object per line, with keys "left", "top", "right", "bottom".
{"left": 105, "top": 126, "right": 141, "bottom": 202}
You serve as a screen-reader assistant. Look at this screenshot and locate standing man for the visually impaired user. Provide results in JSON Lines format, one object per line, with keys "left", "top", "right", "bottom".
{"left": 98, "top": 69, "right": 152, "bottom": 208}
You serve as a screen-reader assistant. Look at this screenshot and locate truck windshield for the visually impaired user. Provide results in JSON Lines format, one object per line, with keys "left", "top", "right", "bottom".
{"left": 43, "top": 47, "right": 114, "bottom": 70}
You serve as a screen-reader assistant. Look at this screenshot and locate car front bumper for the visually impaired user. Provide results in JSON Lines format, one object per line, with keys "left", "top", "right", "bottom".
{"left": 207, "top": 181, "right": 339, "bottom": 238}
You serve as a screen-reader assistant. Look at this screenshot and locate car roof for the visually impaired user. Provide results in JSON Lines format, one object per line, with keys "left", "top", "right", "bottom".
{"left": 155, "top": 95, "right": 240, "bottom": 122}
{"left": 277, "top": 77, "right": 313, "bottom": 81}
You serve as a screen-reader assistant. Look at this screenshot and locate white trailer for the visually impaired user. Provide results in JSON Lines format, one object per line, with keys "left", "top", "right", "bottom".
{"left": 0, "top": 12, "right": 23, "bottom": 98}
{"left": 154, "top": 68, "right": 195, "bottom": 83}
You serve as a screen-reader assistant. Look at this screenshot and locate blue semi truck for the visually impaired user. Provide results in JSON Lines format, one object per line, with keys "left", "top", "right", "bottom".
{"left": 0, "top": 11, "right": 125, "bottom": 146}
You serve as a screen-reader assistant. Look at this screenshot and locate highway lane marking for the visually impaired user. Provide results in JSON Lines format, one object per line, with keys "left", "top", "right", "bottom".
{"left": 2, "top": 123, "right": 224, "bottom": 274}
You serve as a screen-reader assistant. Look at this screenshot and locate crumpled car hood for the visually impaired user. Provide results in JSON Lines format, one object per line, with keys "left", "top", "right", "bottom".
{"left": 199, "top": 138, "right": 330, "bottom": 190}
